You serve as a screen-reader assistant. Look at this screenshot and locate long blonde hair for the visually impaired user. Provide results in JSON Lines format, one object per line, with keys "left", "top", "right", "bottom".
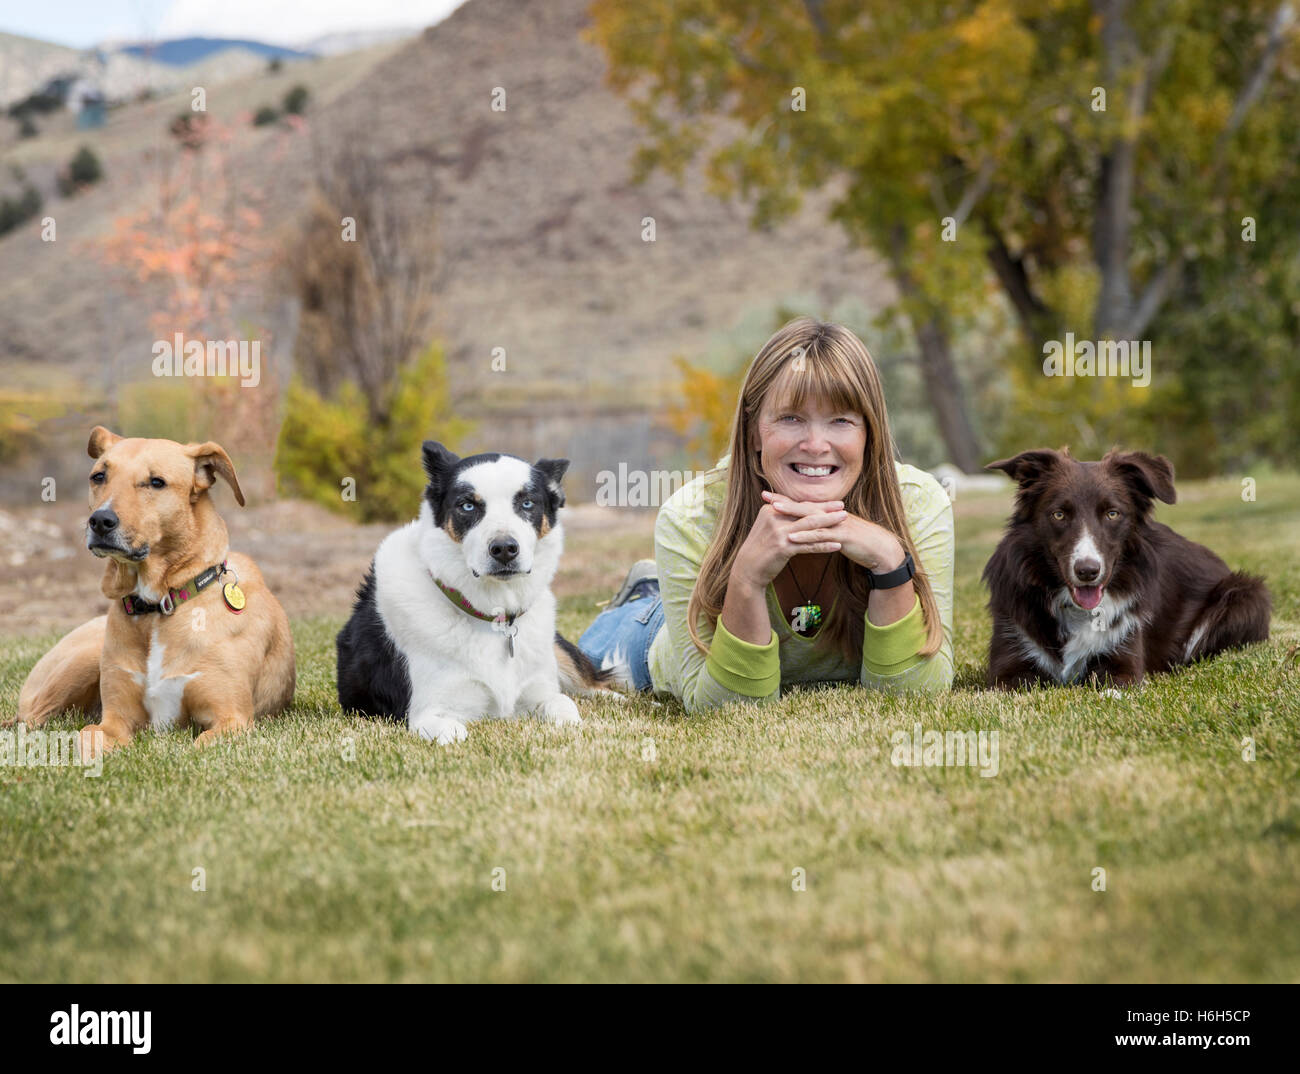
{"left": 686, "top": 317, "right": 944, "bottom": 661}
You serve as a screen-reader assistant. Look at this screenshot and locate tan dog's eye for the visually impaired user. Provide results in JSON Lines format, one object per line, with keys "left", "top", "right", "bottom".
{"left": 149, "top": 477, "right": 167, "bottom": 489}
{"left": 90, "top": 471, "right": 105, "bottom": 485}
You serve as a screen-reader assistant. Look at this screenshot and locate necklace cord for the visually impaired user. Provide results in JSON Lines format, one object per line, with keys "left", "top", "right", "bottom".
{"left": 788, "top": 554, "right": 833, "bottom": 609}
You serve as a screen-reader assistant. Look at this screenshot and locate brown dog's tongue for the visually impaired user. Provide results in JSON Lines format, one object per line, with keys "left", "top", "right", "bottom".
{"left": 1072, "top": 585, "right": 1103, "bottom": 610}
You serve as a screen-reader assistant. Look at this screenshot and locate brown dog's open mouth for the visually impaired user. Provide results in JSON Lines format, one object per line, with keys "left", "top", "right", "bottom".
{"left": 1069, "top": 585, "right": 1105, "bottom": 610}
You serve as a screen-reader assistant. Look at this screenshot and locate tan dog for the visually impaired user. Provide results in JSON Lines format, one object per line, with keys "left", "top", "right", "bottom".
{"left": 11, "top": 427, "right": 295, "bottom": 750}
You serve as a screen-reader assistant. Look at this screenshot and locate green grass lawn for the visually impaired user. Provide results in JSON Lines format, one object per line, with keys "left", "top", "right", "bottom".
{"left": 2, "top": 474, "right": 1298, "bottom": 982}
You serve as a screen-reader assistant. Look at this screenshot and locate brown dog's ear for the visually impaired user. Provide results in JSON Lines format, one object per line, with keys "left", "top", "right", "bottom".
{"left": 88, "top": 426, "right": 122, "bottom": 459}
{"left": 1108, "top": 451, "right": 1176, "bottom": 505}
{"left": 986, "top": 448, "right": 1062, "bottom": 485}
{"left": 188, "top": 441, "right": 246, "bottom": 506}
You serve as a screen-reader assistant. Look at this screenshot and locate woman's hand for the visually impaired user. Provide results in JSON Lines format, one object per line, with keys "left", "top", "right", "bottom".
{"left": 730, "top": 498, "right": 847, "bottom": 590}
{"left": 762, "top": 492, "right": 914, "bottom": 628}
{"left": 721, "top": 496, "right": 846, "bottom": 646}
{"left": 762, "top": 491, "right": 904, "bottom": 571}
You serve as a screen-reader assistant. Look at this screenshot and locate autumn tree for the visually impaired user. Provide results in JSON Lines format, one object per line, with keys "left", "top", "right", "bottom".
{"left": 588, "top": 0, "right": 1300, "bottom": 473}
{"left": 274, "top": 130, "right": 471, "bottom": 519}
{"left": 283, "top": 134, "right": 442, "bottom": 424}
{"left": 99, "top": 115, "right": 283, "bottom": 495}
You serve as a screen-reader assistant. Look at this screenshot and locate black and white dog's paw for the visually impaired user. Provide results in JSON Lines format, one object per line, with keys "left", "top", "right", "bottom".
{"left": 537, "top": 694, "right": 582, "bottom": 727}
{"left": 411, "top": 711, "right": 469, "bottom": 745}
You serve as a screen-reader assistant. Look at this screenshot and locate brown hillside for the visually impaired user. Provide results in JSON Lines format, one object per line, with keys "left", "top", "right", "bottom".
{"left": 0, "top": 0, "right": 891, "bottom": 499}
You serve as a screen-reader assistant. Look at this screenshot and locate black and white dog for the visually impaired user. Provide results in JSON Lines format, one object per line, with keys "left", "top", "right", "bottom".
{"left": 983, "top": 448, "right": 1270, "bottom": 688}
{"left": 336, "top": 442, "right": 610, "bottom": 743}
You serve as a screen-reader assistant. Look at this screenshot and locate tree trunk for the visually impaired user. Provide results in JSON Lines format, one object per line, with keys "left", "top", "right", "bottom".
{"left": 981, "top": 218, "right": 1056, "bottom": 355}
{"left": 886, "top": 227, "right": 983, "bottom": 472}
{"left": 912, "top": 314, "right": 983, "bottom": 474}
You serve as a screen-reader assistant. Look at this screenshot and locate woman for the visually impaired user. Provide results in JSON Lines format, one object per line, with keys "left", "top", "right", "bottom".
{"left": 578, "top": 317, "right": 954, "bottom": 713}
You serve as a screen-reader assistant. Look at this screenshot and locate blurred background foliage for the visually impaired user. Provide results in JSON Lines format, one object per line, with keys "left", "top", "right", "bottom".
{"left": 665, "top": 296, "right": 1014, "bottom": 472}
{"left": 271, "top": 135, "right": 472, "bottom": 520}
{"left": 0, "top": 390, "right": 67, "bottom": 465}
{"left": 275, "top": 342, "right": 473, "bottom": 522}
{"left": 4, "top": 1, "right": 1293, "bottom": 501}
{"left": 593, "top": 0, "right": 1300, "bottom": 476}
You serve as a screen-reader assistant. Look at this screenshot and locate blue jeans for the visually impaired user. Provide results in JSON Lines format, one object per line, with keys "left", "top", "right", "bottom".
{"left": 578, "top": 595, "right": 664, "bottom": 692}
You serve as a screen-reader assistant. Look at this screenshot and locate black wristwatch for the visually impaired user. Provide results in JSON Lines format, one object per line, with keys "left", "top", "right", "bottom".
{"left": 867, "top": 551, "right": 915, "bottom": 590}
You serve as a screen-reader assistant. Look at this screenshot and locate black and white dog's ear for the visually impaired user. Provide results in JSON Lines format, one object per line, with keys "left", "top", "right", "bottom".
{"left": 986, "top": 448, "right": 1062, "bottom": 486}
{"left": 535, "top": 457, "right": 570, "bottom": 510}
{"left": 1108, "top": 450, "right": 1176, "bottom": 505}
{"left": 422, "top": 441, "right": 461, "bottom": 515}
{"left": 422, "top": 441, "right": 460, "bottom": 485}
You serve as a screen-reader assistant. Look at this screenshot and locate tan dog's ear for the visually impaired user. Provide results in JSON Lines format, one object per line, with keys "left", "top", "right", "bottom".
{"left": 188, "top": 441, "right": 246, "bottom": 506}
{"left": 88, "top": 426, "right": 122, "bottom": 459}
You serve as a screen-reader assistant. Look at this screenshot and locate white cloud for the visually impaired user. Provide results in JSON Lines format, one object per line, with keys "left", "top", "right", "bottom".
{"left": 155, "top": 0, "right": 467, "bottom": 47}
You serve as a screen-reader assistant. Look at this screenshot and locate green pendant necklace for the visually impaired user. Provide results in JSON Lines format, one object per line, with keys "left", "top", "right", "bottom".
{"left": 788, "top": 555, "right": 832, "bottom": 634}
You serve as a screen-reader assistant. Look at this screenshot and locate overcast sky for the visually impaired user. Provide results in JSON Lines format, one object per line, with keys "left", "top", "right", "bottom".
{"left": 1, "top": 0, "right": 468, "bottom": 49}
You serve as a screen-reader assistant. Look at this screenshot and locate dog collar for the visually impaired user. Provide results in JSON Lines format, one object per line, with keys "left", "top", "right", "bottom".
{"left": 122, "top": 560, "right": 228, "bottom": 616}
{"left": 431, "top": 575, "right": 524, "bottom": 626}
{"left": 431, "top": 575, "right": 524, "bottom": 656}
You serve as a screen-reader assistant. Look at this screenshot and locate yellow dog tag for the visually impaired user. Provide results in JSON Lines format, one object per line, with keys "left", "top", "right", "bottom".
{"left": 222, "top": 582, "right": 246, "bottom": 612}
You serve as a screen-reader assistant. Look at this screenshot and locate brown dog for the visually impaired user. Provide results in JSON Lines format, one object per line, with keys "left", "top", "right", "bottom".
{"left": 11, "top": 427, "right": 295, "bottom": 750}
{"left": 982, "top": 448, "right": 1269, "bottom": 688}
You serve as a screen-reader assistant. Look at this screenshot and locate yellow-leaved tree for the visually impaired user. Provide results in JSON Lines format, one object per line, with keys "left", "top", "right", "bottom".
{"left": 589, "top": 0, "right": 1300, "bottom": 474}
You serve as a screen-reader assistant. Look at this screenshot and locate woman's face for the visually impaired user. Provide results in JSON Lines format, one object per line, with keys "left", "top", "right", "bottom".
{"left": 755, "top": 393, "right": 867, "bottom": 503}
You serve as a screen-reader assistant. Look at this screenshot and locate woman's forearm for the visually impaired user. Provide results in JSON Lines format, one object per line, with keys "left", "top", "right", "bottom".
{"left": 867, "top": 579, "right": 915, "bottom": 626}
{"left": 719, "top": 562, "right": 775, "bottom": 645}
{"left": 864, "top": 533, "right": 913, "bottom": 627}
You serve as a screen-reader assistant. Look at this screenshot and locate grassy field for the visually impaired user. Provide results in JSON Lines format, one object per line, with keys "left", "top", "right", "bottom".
{"left": 2, "top": 474, "right": 1298, "bottom": 982}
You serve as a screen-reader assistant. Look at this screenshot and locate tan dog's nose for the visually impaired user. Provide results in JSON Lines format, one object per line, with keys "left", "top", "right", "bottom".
{"left": 88, "top": 508, "right": 119, "bottom": 537}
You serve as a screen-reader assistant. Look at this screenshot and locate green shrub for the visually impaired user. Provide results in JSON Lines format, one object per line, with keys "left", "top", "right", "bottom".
{"left": 69, "top": 146, "right": 102, "bottom": 183}
{"left": 7, "top": 91, "right": 61, "bottom": 119}
{"left": 282, "top": 85, "right": 309, "bottom": 115}
{"left": 116, "top": 380, "right": 206, "bottom": 446}
{"left": 58, "top": 146, "right": 103, "bottom": 195}
{"left": 0, "top": 390, "right": 66, "bottom": 464}
{"left": 275, "top": 342, "right": 474, "bottom": 522}
{"left": 0, "top": 184, "right": 42, "bottom": 236}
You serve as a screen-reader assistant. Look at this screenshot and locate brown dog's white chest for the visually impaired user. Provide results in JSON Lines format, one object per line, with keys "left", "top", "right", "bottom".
{"left": 124, "top": 621, "right": 202, "bottom": 731}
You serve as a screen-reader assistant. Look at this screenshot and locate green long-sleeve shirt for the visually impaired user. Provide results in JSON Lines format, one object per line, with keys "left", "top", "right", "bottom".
{"left": 646, "top": 456, "right": 955, "bottom": 712}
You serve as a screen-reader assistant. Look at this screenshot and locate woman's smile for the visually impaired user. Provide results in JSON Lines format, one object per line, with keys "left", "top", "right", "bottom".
{"left": 758, "top": 398, "right": 866, "bottom": 501}
{"left": 789, "top": 463, "right": 837, "bottom": 478}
